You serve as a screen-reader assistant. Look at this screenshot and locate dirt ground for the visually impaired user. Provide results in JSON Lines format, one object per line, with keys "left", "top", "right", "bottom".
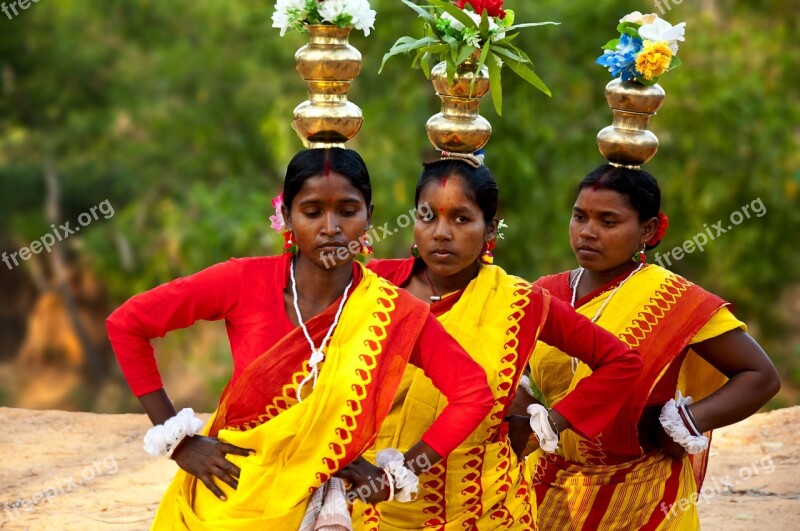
{"left": 0, "top": 406, "right": 797, "bottom": 530}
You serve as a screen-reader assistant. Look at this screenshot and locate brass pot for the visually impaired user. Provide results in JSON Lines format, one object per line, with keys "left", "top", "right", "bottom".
{"left": 596, "top": 79, "right": 666, "bottom": 168}
{"left": 426, "top": 52, "right": 492, "bottom": 154}
{"left": 292, "top": 25, "right": 363, "bottom": 147}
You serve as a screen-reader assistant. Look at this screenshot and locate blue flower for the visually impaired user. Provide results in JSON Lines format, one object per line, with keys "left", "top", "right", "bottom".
{"left": 596, "top": 33, "right": 643, "bottom": 81}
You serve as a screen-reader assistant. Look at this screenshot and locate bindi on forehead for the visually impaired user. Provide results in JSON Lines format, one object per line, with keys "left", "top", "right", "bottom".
{"left": 441, "top": 177, "right": 447, "bottom": 188}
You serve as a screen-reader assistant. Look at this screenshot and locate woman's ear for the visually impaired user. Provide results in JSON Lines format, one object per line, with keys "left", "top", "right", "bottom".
{"left": 366, "top": 204, "right": 374, "bottom": 228}
{"left": 486, "top": 218, "right": 499, "bottom": 241}
{"left": 282, "top": 204, "right": 292, "bottom": 232}
{"left": 642, "top": 216, "right": 658, "bottom": 243}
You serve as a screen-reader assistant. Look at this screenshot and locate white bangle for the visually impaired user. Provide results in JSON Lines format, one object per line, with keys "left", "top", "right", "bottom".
{"left": 380, "top": 467, "right": 396, "bottom": 502}
{"left": 527, "top": 404, "right": 559, "bottom": 453}
{"left": 376, "top": 448, "right": 419, "bottom": 503}
{"left": 659, "top": 392, "right": 709, "bottom": 455}
{"left": 143, "top": 408, "right": 205, "bottom": 457}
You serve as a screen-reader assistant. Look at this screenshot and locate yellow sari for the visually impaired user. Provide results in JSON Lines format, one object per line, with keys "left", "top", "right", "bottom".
{"left": 152, "top": 267, "right": 429, "bottom": 530}
{"left": 529, "top": 264, "right": 744, "bottom": 530}
{"left": 353, "top": 262, "right": 549, "bottom": 530}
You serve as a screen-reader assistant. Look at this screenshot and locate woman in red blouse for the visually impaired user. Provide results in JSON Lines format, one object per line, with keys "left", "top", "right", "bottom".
{"left": 349, "top": 158, "right": 644, "bottom": 530}
{"left": 106, "top": 148, "right": 494, "bottom": 529}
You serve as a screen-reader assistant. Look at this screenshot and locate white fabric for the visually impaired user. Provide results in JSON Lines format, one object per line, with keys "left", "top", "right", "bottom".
{"left": 519, "top": 375, "right": 536, "bottom": 398}
{"left": 300, "top": 478, "right": 352, "bottom": 531}
{"left": 527, "top": 404, "right": 559, "bottom": 453}
{"left": 143, "top": 408, "right": 205, "bottom": 457}
{"left": 659, "top": 391, "right": 709, "bottom": 454}
{"left": 376, "top": 449, "right": 419, "bottom": 503}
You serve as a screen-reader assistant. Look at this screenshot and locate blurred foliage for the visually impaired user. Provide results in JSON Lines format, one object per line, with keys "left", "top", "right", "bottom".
{"left": 1, "top": 0, "right": 798, "bottom": 404}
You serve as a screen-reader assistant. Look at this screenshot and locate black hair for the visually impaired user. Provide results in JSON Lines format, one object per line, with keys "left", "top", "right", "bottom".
{"left": 283, "top": 148, "right": 372, "bottom": 208}
{"left": 578, "top": 164, "right": 662, "bottom": 248}
{"left": 415, "top": 159, "right": 498, "bottom": 225}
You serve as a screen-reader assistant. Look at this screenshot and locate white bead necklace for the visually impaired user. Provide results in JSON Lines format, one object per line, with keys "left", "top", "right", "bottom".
{"left": 291, "top": 258, "right": 353, "bottom": 401}
{"left": 569, "top": 263, "right": 644, "bottom": 374}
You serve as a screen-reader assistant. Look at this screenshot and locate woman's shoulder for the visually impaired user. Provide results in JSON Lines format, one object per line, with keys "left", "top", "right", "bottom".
{"left": 365, "top": 257, "right": 416, "bottom": 286}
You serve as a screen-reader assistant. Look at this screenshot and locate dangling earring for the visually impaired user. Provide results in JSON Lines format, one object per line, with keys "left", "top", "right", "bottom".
{"left": 359, "top": 233, "right": 373, "bottom": 256}
{"left": 480, "top": 240, "right": 496, "bottom": 265}
{"left": 632, "top": 243, "right": 646, "bottom": 264}
{"left": 410, "top": 242, "right": 420, "bottom": 258}
{"left": 282, "top": 231, "right": 298, "bottom": 255}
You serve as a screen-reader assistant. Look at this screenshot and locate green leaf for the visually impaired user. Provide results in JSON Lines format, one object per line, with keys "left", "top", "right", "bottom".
{"left": 399, "top": 0, "right": 437, "bottom": 25}
{"left": 446, "top": 56, "right": 456, "bottom": 83}
{"left": 420, "top": 51, "right": 432, "bottom": 78}
{"left": 502, "top": 56, "right": 551, "bottom": 96}
{"left": 479, "top": 10, "right": 490, "bottom": 37}
{"left": 488, "top": 54, "right": 503, "bottom": 116}
{"left": 503, "top": 9, "right": 515, "bottom": 27}
{"left": 668, "top": 55, "right": 683, "bottom": 71}
{"left": 490, "top": 45, "right": 526, "bottom": 63}
{"left": 616, "top": 21, "right": 641, "bottom": 37}
{"left": 379, "top": 36, "right": 440, "bottom": 73}
{"left": 455, "top": 45, "right": 477, "bottom": 66}
{"left": 494, "top": 41, "right": 532, "bottom": 63}
{"left": 470, "top": 40, "right": 492, "bottom": 96}
{"left": 602, "top": 38, "right": 620, "bottom": 51}
{"left": 504, "top": 21, "right": 560, "bottom": 32}
{"left": 429, "top": 0, "right": 478, "bottom": 30}
{"left": 443, "top": 34, "right": 459, "bottom": 63}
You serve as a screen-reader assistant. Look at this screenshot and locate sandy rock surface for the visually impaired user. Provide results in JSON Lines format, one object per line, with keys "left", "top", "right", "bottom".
{"left": 0, "top": 407, "right": 797, "bottom": 530}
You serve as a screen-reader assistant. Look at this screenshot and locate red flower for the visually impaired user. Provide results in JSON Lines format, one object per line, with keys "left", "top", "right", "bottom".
{"left": 648, "top": 212, "right": 669, "bottom": 246}
{"left": 457, "top": 0, "right": 507, "bottom": 19}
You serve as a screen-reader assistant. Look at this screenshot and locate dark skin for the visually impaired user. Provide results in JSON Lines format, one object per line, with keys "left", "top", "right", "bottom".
{"left": 403, "top": 175, "right": 569, "bottom": 462}
{"left": 564, "top": 187, "right": 781, "bottom": 459}
{"left": 138, "top": 172, "right": 445, "bottom": 503}
{"left": 279, "top": 172, "right": 442, "bottom": 503}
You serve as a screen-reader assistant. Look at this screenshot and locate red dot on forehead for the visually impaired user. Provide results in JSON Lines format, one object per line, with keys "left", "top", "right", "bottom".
{"left": 439, "top": 207, "right": 444, "bottom": 213}
{"left": 327, "top": 197, "right": 332, "bottom": 202}
{"left": 441, "top": 177, "right": 447, "bottom": 187}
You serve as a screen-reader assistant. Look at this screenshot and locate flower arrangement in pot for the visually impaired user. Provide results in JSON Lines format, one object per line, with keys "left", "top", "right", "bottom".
{"left": 381, "top": 0, "right": 558, "bottom": 116}
{"left": 272, "top": 0, "right": 377, "bottom": 36}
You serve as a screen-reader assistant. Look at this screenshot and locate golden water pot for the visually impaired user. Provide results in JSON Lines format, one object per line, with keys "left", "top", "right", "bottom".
{"left": 292, "top": 25, "right": 363, "bottom": 147}
{"left": 596, "top": 79, "right": 666, "bottom": 168}
{"left": 426, "top": 53, "right": 492, "bottom": 154}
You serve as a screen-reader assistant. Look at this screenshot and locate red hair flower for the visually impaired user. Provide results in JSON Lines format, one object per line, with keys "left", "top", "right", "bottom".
{"left": 457, "top": 0, "right": 507, "bottom": 19}
{"left": 648, "top": 212, "right": 669, "bottom": 246}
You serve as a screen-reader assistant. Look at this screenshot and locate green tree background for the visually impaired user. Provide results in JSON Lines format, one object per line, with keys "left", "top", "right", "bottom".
{"left": 1, "top": 0, "right": 797, "bottom": 411}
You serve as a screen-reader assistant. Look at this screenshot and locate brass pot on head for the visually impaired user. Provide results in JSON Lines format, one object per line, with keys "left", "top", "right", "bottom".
{"left": 293, "top": 25, "right": 363, "bottom": 147}
{"left": 596, "top": 79, "right": 666, "bottom": 168}
{"left": 426, "top": 51, "right": 492, "bottom": 154}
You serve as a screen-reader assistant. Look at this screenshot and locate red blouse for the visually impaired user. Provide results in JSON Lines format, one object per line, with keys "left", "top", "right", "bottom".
{"left": 367, "top": 258, "right": 643, "bottom": 443}
{"left": 106, "top": 254, "right": 494, "bottom": 457}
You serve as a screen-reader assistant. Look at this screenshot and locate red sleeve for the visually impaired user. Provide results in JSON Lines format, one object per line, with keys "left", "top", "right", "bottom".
{"left": 538, "top": 296, "right": 643, "bottom": 441}
{"left": 106, "top": 259, "right": 243, "bottom": 397}
{"left": 408, "top": 314, "right": 493, "bottom": 458}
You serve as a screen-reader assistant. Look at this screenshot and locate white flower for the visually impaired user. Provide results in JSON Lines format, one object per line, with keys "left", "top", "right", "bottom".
{"left": 639, "top": 18, "right": 686, "bottom": 54}
{"left": 620, "top": 11, "right": 659, "bottom": 25}
{"left": 318, "top": 0, "right": 376, "bottom": 36}
{"left": 347, "top": 0, "right": 376, "bottom": 36}
{"left": 441, "top": 11, "right": 503, "bottom": 42}
{"left": 272, "top": 0, "right": 310, "bottom": 36}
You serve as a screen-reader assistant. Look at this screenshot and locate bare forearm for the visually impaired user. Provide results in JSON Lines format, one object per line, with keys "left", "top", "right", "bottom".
{"left": 689, "top": 370, "right": 779, "bottom": 433}
{"left": 403, "top": 441, "right": 442, "bottom": 475}
{"left": 138, "top": 388, "right": 177, "bottom": 426}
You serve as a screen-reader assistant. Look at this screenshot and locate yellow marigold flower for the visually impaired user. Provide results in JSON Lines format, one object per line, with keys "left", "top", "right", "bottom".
{"left": 635, "top": 40, "right": 673, "bottom": 80}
